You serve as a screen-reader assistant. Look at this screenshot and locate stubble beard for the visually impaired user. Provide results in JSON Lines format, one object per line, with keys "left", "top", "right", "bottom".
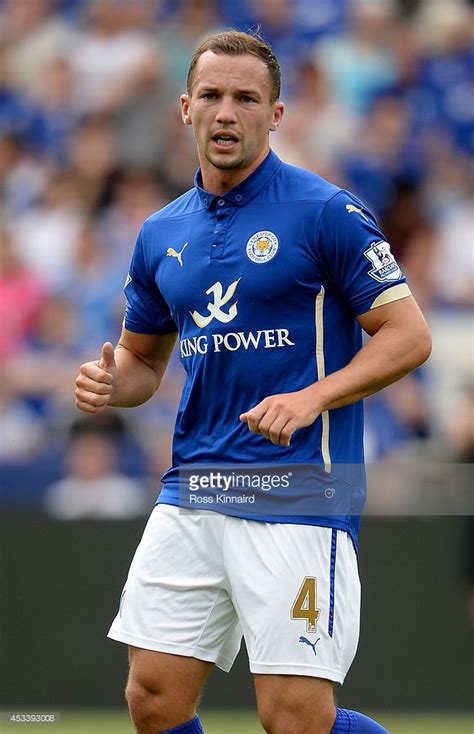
{"left": 204, "top": 141, "right": 247, "bottom": 170}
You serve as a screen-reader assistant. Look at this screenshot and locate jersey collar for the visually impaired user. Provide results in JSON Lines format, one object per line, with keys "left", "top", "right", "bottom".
{"left": 194, "top": 149, "right": 281, "bottom": 209}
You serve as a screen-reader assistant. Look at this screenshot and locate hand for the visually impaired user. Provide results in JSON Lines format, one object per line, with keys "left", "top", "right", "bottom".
{"left": 239, "top": 386, "right": 322, "bottom": 447}
{"left": 75, "top": 342, "right": 117, "bottom": 414}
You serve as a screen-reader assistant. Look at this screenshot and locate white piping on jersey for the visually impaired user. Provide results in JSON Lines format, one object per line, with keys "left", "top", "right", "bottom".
{"left": 315, "top": 286, "right": 331, "bottom": 473}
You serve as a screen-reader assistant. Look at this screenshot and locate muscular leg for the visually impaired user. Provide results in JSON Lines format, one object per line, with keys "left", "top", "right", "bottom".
{"left": 254, "top": 674, "right": 336, "bottom": 734}
{"left": 125, "top": 646, "right": 213, "bottom": 734}
{"left": 255, "top": 674, "right": 389, "bottom": 734}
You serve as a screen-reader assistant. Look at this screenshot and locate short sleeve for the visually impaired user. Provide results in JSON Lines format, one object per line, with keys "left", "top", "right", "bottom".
{"left": 317, "top": 190, "right": 411, "bottom": 316}
{"left": 123, "top": 227, "right": 177, "bottom": 334}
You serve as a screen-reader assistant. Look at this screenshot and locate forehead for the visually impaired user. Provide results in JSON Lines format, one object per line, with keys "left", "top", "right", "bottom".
{"left": 192, "top": 50, "right": 271, "bottom": 93}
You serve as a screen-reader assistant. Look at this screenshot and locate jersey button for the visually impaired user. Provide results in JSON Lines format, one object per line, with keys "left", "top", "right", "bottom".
{"left": 235, "top": 194, "right": 243, "bottom": 202}
{"left": 217, "top": 199, "right": 225, "bottom": 206}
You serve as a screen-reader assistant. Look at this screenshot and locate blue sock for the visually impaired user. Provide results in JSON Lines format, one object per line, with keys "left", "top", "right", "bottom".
{"left": 331, "top": 708, "right": 389, "bottom": 733}
{"left": 159, "top": 715, "right": 204, "bottom": 733}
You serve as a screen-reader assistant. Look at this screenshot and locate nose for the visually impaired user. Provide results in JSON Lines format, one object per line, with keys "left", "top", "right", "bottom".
{"left": 215, "top": 95, "right": 237, "bottom": 125}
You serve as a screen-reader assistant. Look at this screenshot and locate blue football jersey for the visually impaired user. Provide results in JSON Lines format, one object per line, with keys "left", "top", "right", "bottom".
{"left": 123, "top": 151, "right": 410, "bottom": 547}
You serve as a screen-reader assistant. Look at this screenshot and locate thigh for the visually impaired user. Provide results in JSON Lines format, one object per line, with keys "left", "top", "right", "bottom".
{"left": 225, "top": 520, "right": 360, "bottom": 684}
{"left": 108, "top": 505, "right": 242, "bottom": 673}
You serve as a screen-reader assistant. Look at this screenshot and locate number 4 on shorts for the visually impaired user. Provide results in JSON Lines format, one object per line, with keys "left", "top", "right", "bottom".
{"left": 291, "top": 576, "right": 321, "bottom": 632}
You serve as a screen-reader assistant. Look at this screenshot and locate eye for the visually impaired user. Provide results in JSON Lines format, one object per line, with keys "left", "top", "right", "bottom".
{"left": 201, "top": 93, "right": 217, "bottom": 100}
{"left": 240, "top": 95, "right": 256, "bottom": 103}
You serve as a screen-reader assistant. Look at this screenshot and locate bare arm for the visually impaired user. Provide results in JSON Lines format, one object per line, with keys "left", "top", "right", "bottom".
{"left": 75, "top": 328, "right": 177, "bottom": 414}
{"left": 309, "top": 295, "right": 432, "bottom": 410}
{"left": 240, "top": 295, "right": 432, "bottom": 446}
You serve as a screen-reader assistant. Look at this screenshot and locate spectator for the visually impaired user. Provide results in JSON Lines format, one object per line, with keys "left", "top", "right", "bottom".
{"left": 0, "top": 38, "right": 36, "bottom": 141}
{"left": 364, "top": 371, "right": 431, "bottom": 460}
{"left": 99, "top": 169, "right": 169, "bottom": 272}
{"left": 68, "top": 116, "right": 117, "bottom": 212}
{"left": 156, "top": 0, "right": 221, "bottom": 96}
{"left": 60, "top": 219, "right": 125, "bottom": 351}
{"left": 43, "top": 416, "right": 149, "bottom": 519}
{"left": 26, "top": 56, "right": 81, "bottom": 163}
{"left": 13, "top": 170, "right": 85, "bottom": 288}
{"left": 0, "top": 0, "right": 74, "bottom": 94}
{"left": 0, "top": 132, "right": 48, "bottom": 214}
{"left": 2, "top": 295, "right": 82, "bottom": 426}
{"left": 431, "top": 196, "right": 474, "bottom": 307}
{"left": 0, "top": 225, "right": 47, "bottom": 359}
{"left": 314, "top": 0, "right": 399, "bottom": 113}
{"left": 381, "top": 179, "right": 438, "bottom": 309}
{"left": 156, "top": 106, "right": 198, "bottom": 197}
{"left": 341, "top": 94, "right": 424, "bottom": 213}
{"left": 272, "top": 58, "right": 357, "bottom": 175}
{"left": 70, "top": 0, "right": 160, "bottom": 115}
{"left": 416, "top": 1, "right": 474, "bottom": 156}
{"left": 0, "top": 375, "right": 44, "bottom": 460}
{"left": 245, "top": 0, "right": 310, "bottom": 95}
{"left": 445, "top": 385, "right": 474, "bottom": 464}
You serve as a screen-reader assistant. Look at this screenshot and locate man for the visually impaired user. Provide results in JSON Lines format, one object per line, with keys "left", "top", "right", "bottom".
{"left": 75, "top": 31, "right": 431, "bottom": 734}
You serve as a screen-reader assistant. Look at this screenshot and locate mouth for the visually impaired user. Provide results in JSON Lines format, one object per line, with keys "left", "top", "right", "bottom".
{"left": 211, "top": 132, "right": 239, "bottom": 150}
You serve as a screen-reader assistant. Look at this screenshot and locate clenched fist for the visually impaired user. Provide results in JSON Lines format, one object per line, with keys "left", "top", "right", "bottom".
{"left": 75, "top": 342, "right": 117, "bottom": 414}
{"left": 239, "top": 386, "right": 322, "bottom": 447}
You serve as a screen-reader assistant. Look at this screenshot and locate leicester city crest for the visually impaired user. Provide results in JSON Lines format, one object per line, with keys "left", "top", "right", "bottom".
{"left": 364, "top": 241, "right": 402, "bottom": 283}
{"left": 246, "top": 231, "right": 279, "bottom": 264}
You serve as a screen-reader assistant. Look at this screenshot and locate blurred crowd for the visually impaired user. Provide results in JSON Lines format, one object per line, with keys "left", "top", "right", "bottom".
{"left": 0, "top": 0, "right": 472, "bottom": 517}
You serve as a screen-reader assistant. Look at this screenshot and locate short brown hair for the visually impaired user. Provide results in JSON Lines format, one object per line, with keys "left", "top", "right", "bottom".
{"left": 187, "top": 30, "right": 281, "bottom": 103}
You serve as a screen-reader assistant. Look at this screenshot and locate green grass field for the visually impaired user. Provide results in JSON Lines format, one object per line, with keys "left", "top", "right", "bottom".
{"left": 1, "top": 710, "right": 473, "bottom": 734}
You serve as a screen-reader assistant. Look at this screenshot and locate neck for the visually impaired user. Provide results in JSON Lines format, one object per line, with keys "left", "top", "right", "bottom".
{"left": 200, "top": 146, "right": 270, "bottom": 195}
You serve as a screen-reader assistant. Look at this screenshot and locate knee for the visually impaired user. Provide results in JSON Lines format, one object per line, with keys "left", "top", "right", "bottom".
{"left": 125, "top": 679, "right": 153, "bottom": 714}
{"left": 125, "top": 680, "right": 162, "bottom": 732}
{"left": 125, "top": 678, "right": 190, "bottom": 734}
{"left": 258, "top": 698, "right": 335, "bottom": 734}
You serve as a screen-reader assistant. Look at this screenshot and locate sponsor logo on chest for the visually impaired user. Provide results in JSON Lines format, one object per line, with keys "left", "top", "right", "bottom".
{"left": 180, "top": 328, "right": 295, "bottom": 358}
{"left": 181, "top": 277, "right": 295, "bottom": 358}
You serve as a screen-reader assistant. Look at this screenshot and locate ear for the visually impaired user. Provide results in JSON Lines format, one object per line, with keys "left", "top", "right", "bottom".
{"left": 180, "top": 94, "right": 192, "bottom": 125}
{"left": 269, "top": 101, "right": 285, "bottom": 132}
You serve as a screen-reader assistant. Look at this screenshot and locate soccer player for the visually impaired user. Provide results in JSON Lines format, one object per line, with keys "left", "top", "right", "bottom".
{"left": 75, "top": 31, "right": 431, "bottom": 734}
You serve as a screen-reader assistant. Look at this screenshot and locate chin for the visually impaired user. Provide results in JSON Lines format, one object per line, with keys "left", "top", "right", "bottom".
{"left": 205, "top": 147, "right": 245, "bottom": 170}
{"left": 209, "top": 155, "right": 246, "bottom": 170}
{"left": 214, "top": 160, "right": 243, "bottom": 170}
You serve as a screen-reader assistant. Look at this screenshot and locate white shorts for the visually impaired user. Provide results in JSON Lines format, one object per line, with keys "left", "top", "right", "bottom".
{"left": 108, "top": 505, "right": 360, "bottom": 683}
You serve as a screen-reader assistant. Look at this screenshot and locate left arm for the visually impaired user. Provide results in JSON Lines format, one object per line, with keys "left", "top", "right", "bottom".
{"left": 240, "top": 295, "right": 432, "bottom": 447}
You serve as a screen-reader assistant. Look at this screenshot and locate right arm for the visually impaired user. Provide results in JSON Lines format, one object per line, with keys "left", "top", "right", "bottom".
{"left": 75, "top": 328, "right": 177, "bottom": 414}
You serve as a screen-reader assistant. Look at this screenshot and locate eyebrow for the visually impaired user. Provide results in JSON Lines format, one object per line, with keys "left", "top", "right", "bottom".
{"left": 198, "top": 85, "right": 262, "bottom": 97}
{"left": 238, "top": 89, "right": 261, "bottom": 97}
